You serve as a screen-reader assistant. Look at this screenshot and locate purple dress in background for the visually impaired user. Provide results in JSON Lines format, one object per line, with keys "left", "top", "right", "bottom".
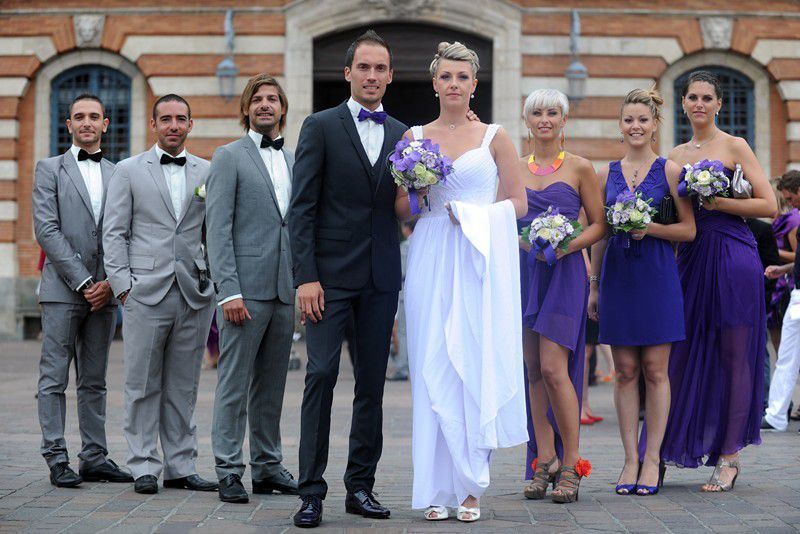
{"left": 767, "top": 209, "right": 800, "bottom": 328}
{"left": 519, "top": 183, "right": 588, "bottom": 479}
{"left": 661, "top": 163, "right": 764, "bottom": 468}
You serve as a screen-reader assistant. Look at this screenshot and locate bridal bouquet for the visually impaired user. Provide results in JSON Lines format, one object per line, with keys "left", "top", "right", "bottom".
{"left": 678, "top": 159, "right": 730, "bottom": 205}
{"left": 521, "top": 206, "right": 582, "bottom": 266}
{"left": 389, "top": 137, "right": 453, "bottom": 214}
{"left": 607, "top": 189, "right": 656, "bottom": 233}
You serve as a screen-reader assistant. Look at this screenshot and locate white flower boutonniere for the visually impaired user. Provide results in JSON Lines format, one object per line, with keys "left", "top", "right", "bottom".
{"left": 194, "top": 183, "right": 206, "bottom": 201}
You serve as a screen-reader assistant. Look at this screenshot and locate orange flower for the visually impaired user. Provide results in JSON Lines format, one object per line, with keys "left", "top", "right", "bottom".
{"left": 575, "top": 458, "right": 592, "bottom": 478}
{"left": 531, "top": 458, "right": 538, "bottom": 472}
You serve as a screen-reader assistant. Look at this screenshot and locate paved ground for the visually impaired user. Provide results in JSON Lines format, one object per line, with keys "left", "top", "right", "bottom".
{"left": 1, "top": 339, "right": 800, "bottom": 533}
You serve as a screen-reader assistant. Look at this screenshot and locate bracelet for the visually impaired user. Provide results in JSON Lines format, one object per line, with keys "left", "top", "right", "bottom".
{"left": 589, "top": 274, "right": 600, "bottom": 284}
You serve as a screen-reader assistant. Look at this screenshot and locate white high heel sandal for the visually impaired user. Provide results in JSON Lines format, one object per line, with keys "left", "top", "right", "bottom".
{"left": 423, "top": 505, "right": 448, "bottom": 521}
{"left": 457, "top": 505, "right": 480, "bottom": 522}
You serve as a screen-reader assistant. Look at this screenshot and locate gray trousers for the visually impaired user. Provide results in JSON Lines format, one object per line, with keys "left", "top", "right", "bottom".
{"left": 122, "top": 284, "right": 214, "bottom": 480}
{"left": 38, "top": 302, "right": 116, "bottom": 469}
{"left": 211, "top": 298, "right": 294, "bottom": 481}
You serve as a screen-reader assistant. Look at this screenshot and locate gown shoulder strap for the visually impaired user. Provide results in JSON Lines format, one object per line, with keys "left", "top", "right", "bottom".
{"left": 411, "top": 125, "right": 424, "bottom": 140}
{"left": 481, "top": 124, "right": 501, "bottom": 148}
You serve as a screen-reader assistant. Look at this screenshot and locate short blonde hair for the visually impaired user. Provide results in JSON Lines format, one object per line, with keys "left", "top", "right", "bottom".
{"left": 429, "top": 41, "right": 480, "bottom": 77}
{"left": 621, "top": 87, "right": 664, "bottom": 123}
{"left": 523, "top": 89, "right": 569, "bottom": 119}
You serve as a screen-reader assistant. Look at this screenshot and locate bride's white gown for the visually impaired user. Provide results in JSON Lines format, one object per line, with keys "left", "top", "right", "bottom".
{"left": 405, "top": 124, "right": 528, "bottom": 509}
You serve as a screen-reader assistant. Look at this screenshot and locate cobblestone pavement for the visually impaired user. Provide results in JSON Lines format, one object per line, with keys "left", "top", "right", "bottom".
{"left": 1, "top": 339, "right": 800, "bottom": 533}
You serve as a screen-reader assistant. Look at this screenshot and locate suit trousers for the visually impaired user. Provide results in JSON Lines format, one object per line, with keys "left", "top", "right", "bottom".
{"left": 298, "top": 284, "right": 398, "bottom": 498}
{"left": 38, "top": 302, "right": 115, "bottom": 469}
{"left": 765, "top": 288, "right": 800, "bottom": 431}
{"left": 122, "top": 283, "right": 214, "bottom": 479}
{"left": 212, "top": 298, "right": 294, "bottom": 480}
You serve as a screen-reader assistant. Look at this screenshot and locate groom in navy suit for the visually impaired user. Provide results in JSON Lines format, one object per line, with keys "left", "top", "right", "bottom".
{"left": 289, "top": 30, "right": 406, "bottom": 528}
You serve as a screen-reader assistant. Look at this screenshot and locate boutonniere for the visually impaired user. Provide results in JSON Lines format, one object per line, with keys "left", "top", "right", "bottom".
{"left": 194, "top": 183, "right": 206, "bottom": 201}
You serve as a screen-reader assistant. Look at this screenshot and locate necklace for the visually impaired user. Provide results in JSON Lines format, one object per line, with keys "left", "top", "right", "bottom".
{"left": 624, "top": 158, "right": 654, "bottom": 189}
{"left": 690, "top": 130, "right": 718, "bottom": 149}
{"left": 528, "top": 151, "right": 565, "bottom": 176}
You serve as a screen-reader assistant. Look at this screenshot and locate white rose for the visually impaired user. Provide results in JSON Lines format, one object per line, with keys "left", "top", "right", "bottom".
{"left": 696, "top": 170, "right": 712, "bottom": 186}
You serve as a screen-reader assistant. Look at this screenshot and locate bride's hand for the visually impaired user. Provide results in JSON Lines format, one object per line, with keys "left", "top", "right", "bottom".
{"left": 519, "top": 236, "right": 531, "bottom": 253}
{"left": 445, "top": 202, "right": 460, "bottom": 226}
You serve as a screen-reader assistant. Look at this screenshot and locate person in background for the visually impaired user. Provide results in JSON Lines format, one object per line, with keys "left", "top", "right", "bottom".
{"left": 767, "top": 178, "right": 800, "bottom": 352}
{"left": 386, "top": 220, "right": 415, "bottom": 382}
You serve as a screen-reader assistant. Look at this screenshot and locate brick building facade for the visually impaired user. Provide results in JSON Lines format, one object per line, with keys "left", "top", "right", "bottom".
{"left": 1, "top": 0, "right": 798, "bottom": 338}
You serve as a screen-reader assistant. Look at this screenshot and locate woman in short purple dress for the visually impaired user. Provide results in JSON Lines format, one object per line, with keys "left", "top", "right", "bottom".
{"left": 663, "top": 71, "right": 777, "bottom": 492}
{"left": 518, "top": 89, "right": 606, "bottom": 503}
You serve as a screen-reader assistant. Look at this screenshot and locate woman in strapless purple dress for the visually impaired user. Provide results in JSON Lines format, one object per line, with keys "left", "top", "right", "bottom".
{"left": 663, "top": 71, "right": 777, "bottom": 492}
{"left": 518, "top": 89, "right": 606, "bottom": 503}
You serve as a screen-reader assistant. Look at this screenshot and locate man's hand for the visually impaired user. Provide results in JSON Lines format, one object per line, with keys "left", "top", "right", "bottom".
{"left": 297, "top": 281, "right": 325, "bottom": 324}
{"left": 83, "top": 281, "right": 112, "bottom": 312}
{"left": 222, "top": 297, "right": 252, "bottom": 326}
{"left": 466, "top": 109, "right": 480, "bottom": 122}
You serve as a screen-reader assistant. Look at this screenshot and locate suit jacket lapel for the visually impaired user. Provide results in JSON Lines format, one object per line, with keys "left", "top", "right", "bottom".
{"left": 62, "top": 151, "right": 95, "bottom": 220}
{"left": 146, "top": 146, "right": 177, "bottom": 221}
{"left": 243, "top": 135, "right": 282, "bottom": 215}
{"left": 338, "top": 102, "right": 372, "bottom": 178}
{"left": 99, "top": 158, "right": 114, "bottom": 223}
{"left": 176, "top": 156, "right": 197, "bottom": 227}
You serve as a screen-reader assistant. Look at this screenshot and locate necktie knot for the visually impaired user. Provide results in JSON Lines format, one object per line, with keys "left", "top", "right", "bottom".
{"left": 160, "top": 153, "right": 187, "bottom": 166}
{"left": 357, "top": 108, "right": 387, "bottom": 125}
{"left": 261, "top": 136, "right": 285, "bottom": 150}
{"left": 78, "top": 149, "right": 103, "bottom": 162}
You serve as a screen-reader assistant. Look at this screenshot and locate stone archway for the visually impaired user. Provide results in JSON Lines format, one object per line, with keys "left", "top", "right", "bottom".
{"left": 283, "top": 0, "right": 522, "bottom": 147}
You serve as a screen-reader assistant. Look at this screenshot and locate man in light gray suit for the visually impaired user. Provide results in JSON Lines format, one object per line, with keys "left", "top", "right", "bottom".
{"left": 207, "top": 74, "right": 297, "bottom": 503}
{"left": 103, "top": 94, "right": 217, "bottom": 495}
{"left": 33, "top": 93, "right": 133, "bottom": 488}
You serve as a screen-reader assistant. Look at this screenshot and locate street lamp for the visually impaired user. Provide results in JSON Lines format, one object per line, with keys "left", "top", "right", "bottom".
{"left": 565, "top": 10, "right": 588, "bottom": 105}
{"left": 216, "top": 9, "right": 238, "bottom": 101}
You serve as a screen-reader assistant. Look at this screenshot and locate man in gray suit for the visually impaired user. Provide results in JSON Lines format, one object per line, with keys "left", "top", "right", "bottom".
{"left": 207, "top": 74, "right": 297, "bottom": 503}
{"left": 103, "top": 94, "right": 217, "bottom": 495}
{"left": 33, "top": 93, "right": 133, "bottom": 487}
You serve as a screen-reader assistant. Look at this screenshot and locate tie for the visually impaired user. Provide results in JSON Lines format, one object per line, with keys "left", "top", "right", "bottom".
{"left": 357, "top": 108, "right": 387, "bottom": 125}
{"left": 261, "top": 136, "right": 285, "bottom": 150}
{"left": 77, "top": 149, "right": 103, "bottom": 162}
{"left": 160, "top": 153, "right": 187, "bottom": 166}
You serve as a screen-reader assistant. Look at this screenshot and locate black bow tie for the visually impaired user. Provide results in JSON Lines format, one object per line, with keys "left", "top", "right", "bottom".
{"left": 160, "top": 153, "right": 187, "bottom": 166}
{"left": 261, "top": 136, "right": 284, "bottom": 150}
{"left": 77, "top": 149, "right": 102, "bottom": 162}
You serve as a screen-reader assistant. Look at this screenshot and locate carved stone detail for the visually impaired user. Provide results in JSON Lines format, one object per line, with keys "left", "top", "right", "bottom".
{"left": 73, "top": 14, "right": 105, "bottom": 48}
{"left": 700, "top": 17, "right": 733, "bottom": 50}
{"left": 365, "top": 0, "right": 436, "bottom": 17}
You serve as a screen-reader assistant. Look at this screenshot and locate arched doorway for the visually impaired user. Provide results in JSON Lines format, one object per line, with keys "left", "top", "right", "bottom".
{"left": 313, "top": 23, "right": 493, "bottom": 128}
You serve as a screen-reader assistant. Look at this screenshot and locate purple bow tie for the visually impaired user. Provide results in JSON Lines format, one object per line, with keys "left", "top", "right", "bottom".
{"left": 357, "top": 108, "right": 387, "bottom": 125}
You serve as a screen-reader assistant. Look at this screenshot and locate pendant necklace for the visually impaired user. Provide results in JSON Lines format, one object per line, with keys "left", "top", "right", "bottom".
{"left": 690, "top": 130, "right": 718, "bottom": 149}
{"left": 528, "top": 151, "right": 565, "bottom": 176}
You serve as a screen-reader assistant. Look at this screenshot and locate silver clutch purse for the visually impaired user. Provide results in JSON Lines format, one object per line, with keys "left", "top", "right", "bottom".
{"left": 731, "top": 163, "right": 753, "bottom": 199}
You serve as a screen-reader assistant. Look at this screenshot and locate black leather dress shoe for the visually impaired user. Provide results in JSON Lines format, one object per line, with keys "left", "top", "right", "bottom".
{"left": 50, "top": 463, "right": 82, "bottom": 488}
{"left": 218, "top": 474, "right": 249, "bottom": 503}
{"left": 345, "top": 489, "right": 390, "bottom": 519}
{"left": 293, "top": 495, "right": 323, "bottom": 528}
{"left": 134, "top": 475, "right": 158, "bottom": 494}
{"left": 164, "top": 474, "right": 218, "bottom": 491}
{"left": 253, "top": 468, "right": 298, "bottom": 495}
{"left": 760, "top": 417, "right": 780, "bottom": 431}
{"left": 79, "top": 459, "right": 134, "bottom": 483}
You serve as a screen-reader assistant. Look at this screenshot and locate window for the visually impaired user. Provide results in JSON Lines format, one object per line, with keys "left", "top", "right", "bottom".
{"left": 674, "top": 65, "right": 754, "bottom": 149}
{"left": 50, "top": 65, "right": 131, "bottom": 162}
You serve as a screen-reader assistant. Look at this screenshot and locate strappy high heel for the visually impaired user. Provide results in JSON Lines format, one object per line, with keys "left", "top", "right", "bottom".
{"left": 635, "top": 460, "right": 666, "bottom": 496}
{"left": 702, "top": 457, "right": 740, "bottom": 492}
{"left": 524, "top": 455, "right": 558, "bottom": 500}
{"left": 615, "top": 462, "right": 640, "bottom": 495}
{"left": 552, "top": 460, "right": 591, "bottom": 504}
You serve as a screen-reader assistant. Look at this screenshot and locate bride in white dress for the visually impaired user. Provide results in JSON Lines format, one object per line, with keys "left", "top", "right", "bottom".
{"left": 394, "top": 41, "right": 529, "bottom": 523}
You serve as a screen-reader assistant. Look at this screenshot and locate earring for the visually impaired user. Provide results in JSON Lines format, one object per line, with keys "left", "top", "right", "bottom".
{"left": 527, "top": 129, "right": 532, "bottom": 142}
{"left": 560, "top": 130, "right": 566, "bottom": 149}
{"left": 619, "top": 135, "right": 624, "bottom": 144}
{"left": 470, "top": 93, "right": 475, "bottom": 99}
{"left": 435, "top": 92, "right": 439, "bottom": 97}
{"left": 651, "top": 135, "right": 657, "bottom": 143}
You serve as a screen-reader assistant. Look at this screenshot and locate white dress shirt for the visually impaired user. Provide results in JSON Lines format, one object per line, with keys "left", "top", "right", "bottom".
{"left": 247, "top": 130, "right": 292, "bottom": 216}
{"left": 347, "top": 97, "right": 385, "bottom": 166}
{"left": 70, "top": 145, "right": 104, "bottom": 291}
{"left": 154, "top": 144, "right": 187, "bottom": 222}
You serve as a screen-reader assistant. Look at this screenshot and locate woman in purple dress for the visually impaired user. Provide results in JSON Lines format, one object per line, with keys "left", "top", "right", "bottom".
{"left": 663, "top": 71, "right": 776, "bottom": 492}
{"left": 767, "top": 195, "right": 800, "bottom": 350}
{"left": 588, "top": 89, "right": 695, "bottom": 496}
{"left": 519, "top": 89, "right": 606, "bottom": 503}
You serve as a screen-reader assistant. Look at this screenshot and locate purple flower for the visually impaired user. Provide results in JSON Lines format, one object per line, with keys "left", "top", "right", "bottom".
{"left": 616, "top": 189, "right": 635, "bottom": 204}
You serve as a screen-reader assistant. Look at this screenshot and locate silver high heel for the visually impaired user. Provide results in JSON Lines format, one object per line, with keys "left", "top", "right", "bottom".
{"left": 703, "top": 457, "right": 740, "bottom": 492}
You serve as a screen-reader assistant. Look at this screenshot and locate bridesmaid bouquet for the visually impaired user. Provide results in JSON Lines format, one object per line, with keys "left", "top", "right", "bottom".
{"left": 521, "top": 206, "right": 582, "bottom": 266}
{"left": 679, "top": 159, "right": 730, "bottom": 205}
{"left": 389, "top": 137, "right": 453, "bottom": 214}
{"left": 607, "top": 189, "right": 656, "bottom": 232}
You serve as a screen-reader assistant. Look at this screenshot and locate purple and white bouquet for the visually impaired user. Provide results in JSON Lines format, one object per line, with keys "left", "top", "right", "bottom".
{"left": 678, "top": 159, "right": 730, "bottom": 205}
{"left": 389, "top": 137, "right": 453, "bottom": 214}
{"left": 607, "top": 189, "right": 656, "bottom": 233}
{"left": 521, "top": 206, "right": 582, "bottom": 266}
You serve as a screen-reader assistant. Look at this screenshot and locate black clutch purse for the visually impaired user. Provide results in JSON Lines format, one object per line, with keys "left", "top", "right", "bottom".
{"left": 654, "top": 195, "right": 677, "bottom": 225}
